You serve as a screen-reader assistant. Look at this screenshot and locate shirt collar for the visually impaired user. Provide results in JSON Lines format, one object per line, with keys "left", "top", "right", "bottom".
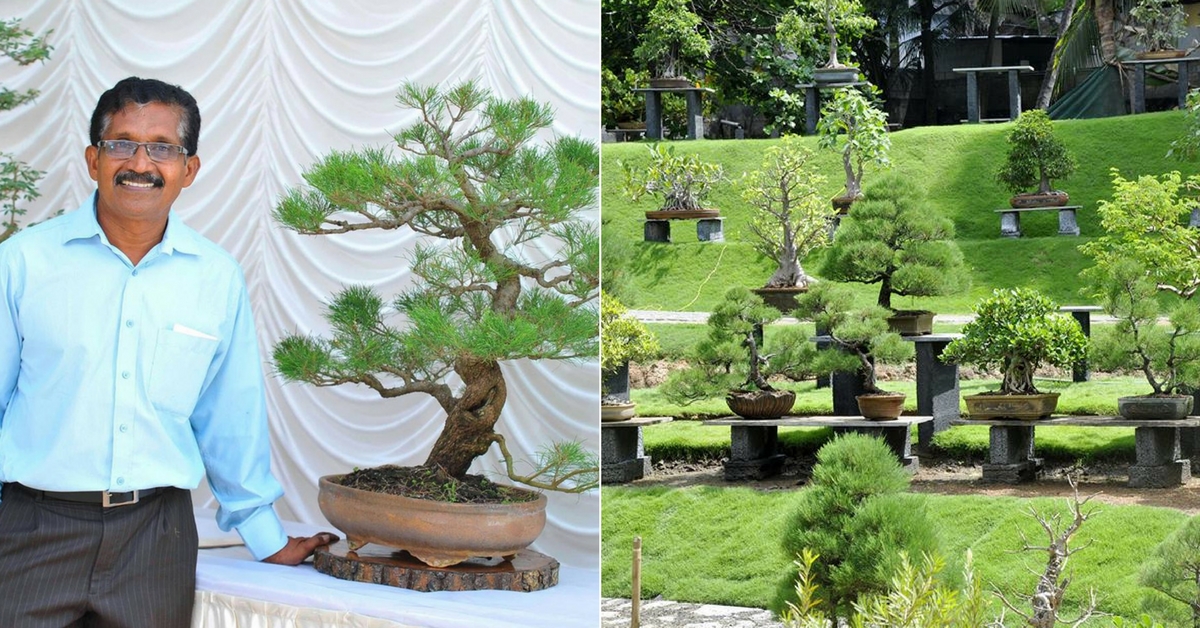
{"left": 61, "top": 191, "right": 203, "bottom": 256}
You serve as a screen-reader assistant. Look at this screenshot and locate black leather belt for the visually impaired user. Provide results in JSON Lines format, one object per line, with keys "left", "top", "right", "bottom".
{"left": 12, "top": 483, "right": 161, "bottom": 507}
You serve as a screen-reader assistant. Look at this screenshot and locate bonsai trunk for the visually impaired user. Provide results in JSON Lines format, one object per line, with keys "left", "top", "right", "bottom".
{"left": 826, "top": 14, "right": 840, "bottom": 68}
{"left": 1038, "top": 173, "right": 1053, "bottom": 195}
{"left": 842, "top": 148, "right": 859, "bottom": 199}
{"left": 766, "top": 232, "right": 812, "bottom": 288}
{"left": 424, "top": 357, "right": 508, "bottom": 478}
{"left": 743, "top": 333, "right": 774, "bottom": 391}
{"left": 878, "top": 275, "right": 893, "bottom": 310}
{"left": 1002, "top": 358, "right": 1038, "bottom": 395}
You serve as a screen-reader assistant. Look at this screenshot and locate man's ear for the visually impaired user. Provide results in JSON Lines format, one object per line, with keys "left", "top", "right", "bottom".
{"left": 182, "top": 154, "right": 201, "bottom": 188}
{"left": 85, "top": 144, "right": 99, "bottom": 182}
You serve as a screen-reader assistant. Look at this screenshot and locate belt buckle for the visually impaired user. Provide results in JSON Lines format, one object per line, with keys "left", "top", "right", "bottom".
{"left": 101, "top": 490, "right": 139, "bottom": 507}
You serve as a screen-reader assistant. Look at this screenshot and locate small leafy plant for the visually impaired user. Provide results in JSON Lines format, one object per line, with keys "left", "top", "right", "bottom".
{"left": 600, "top": 291, "right": 659, "bottom": 402}
{"left": 776, "top": 0, "right": 876, "bottom": 70}
{"left": 632, "top": 0, "right": 711, "bottom": 80}
{"left": 1126, "top": 0, "right": 1188, "bottom": 53}
{"left": 995, "top": 109, "right": 1076, "bottom": 198}
{"left": 620, "top": 143, "right": 724, "bottom": 212}
{"left": 817, "top": 87, "right": 890, "bottom": 201}
{"left": 941, "top": 288, "right": 1087, "bottom": 395}
{"left": 0, "top": 18, "right": 53, "bottom": 242}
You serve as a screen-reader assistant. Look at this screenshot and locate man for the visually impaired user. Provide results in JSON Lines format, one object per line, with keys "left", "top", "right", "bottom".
{"left": 0, "top": 77, "right": 336, "bottom": 627}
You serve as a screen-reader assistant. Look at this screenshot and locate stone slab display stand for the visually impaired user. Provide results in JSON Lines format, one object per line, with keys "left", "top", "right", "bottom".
{"left": 1059, "top": 306, "right": 1101, "bottom": 382}
{"left": 314, "top": 543, "right": 558, "bottom": 592}
{"left": 634, "top": 87, "right": 715, "bottom": 140}
{"left": 601, "top": 416, "right": 671, "bottom": 483}
{"left": 951, "top": 416, "right": 1200, "bottom": 487}
{"left": 905, "top": 334, "right": 962, "bottom": 452}
{"left": 994, "top": 206, "right": 1082, "bottom": 237}
{"left": 704, "top": 416, "right": 932, "bottom": 480}
{"left": 951, "top": 65, "right": 1033, "bottom": 123}
{"left": 1121, "top": 56, "right": 1200, "bottom": 114}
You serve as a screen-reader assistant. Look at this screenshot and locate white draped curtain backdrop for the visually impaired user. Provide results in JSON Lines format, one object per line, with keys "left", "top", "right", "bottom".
{"left": 0, "top": 0, "right": 600, "bottom": 569}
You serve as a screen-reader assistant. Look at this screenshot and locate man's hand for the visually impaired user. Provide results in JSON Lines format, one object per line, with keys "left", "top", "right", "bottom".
{"left": 261, "top": 532, "right": 340, "bottom": 565}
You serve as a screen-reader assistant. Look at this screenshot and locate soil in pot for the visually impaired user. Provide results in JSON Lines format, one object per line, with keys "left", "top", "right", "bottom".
{"left": 1010, "top": 191, "right": 1069, "bottom": 208}
{"left": 725, "top": 389, "right": 795, "bottom": 419}
{"left": 336, "top": 465, "right": 536, "bottom": 504}
{"left": 1117, "top": 394, "right": 1194, "bottom": 420}
{"left": 857, "top": 392, "right": 906, "bottom": 420}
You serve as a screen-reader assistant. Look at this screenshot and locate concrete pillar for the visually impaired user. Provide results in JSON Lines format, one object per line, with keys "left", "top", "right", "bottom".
{"left": 909, "top": 335, "right": 961, "bottom": 452}
{"left": 645, "top": 91, "right": 663, "bottom": 139}
{"left": 644, "top": 220, "right": 670, "bottom": 243}
{"left": 696, "top": 218, "right": 724, "bottom": 242}
{"left": 966, "top": 72, "right": 980, "bottom": 123}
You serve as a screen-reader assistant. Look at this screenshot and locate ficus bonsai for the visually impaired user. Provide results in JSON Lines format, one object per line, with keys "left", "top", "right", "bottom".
{"left": 620, "top": 143, "right": 724, "bottom": 212}
{"left": 820, "top": 174, "right": 968, "bottom": 311}
{"left": 740, "top": 135, "right": 838, "bottom": 290}
{"left": 272, "top": 81, "right": 600, "bottom": 496}
{"left": 941, "top": 288, "right": 1087, "bottom": 395}
{"left": 995, "top": 109, "right": 1076, "bottom": 198}
{"left": 817, "top": 86, "right": 890, "bottom": 202}
{"left": 632, "top": 0, "right": 711, "bottom": 80}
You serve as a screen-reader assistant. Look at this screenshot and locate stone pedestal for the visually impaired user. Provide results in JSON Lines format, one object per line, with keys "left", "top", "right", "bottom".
{"left": 1130, "top": 426, "right": 1191, "bottom": 488}
{"left": 726, "top": 425, "right": 786, "bottom": 480}
{"left": 644, "top": 220, "right": 670, "bottom": 243}
{"left": 831, "top": 368, "right": 869, "bottom": 416}
{"left": 999, "top": 211, "right": 1021, "bottom": 237}
{"left": 697, "top": 217, "right": 724, "bottom": 242}
{"left": 601, "top": 417, "right": 670, "bottom": 483}
{"left": 1058, "top": 207, "right": 1080, "bottom": 236}
{"left": 1060, "top": 306, "right": 1101, "bottom": 382}
{"left": 907, "top": 334, "right": 961, "bottom": 453}
{"left": 983, "top": 426, "right": 1043, "bottom": 483}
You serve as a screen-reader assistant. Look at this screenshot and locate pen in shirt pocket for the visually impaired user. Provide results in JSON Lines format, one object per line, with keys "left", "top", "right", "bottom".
{"left": 172, "top": 323, "right": 218, "bottom": 341}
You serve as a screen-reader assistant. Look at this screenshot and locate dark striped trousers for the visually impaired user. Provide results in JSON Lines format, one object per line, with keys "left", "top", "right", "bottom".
{"left": 0, "top": 484, "right": 198, "bottom": 628}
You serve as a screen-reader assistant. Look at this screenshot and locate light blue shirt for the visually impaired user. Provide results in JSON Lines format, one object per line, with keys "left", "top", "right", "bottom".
{"left": 0, "top": 194, "right": 287, "bottom": 560}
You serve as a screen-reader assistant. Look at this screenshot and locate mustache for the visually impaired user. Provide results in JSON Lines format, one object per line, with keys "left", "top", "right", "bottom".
{"left": 114, "top": 171, "right": 164, "bottom": 187}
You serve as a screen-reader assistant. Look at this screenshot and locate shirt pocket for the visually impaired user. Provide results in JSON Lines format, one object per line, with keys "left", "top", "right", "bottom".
{"left": 148, "top": 328, "right": 219, "bottom": 418}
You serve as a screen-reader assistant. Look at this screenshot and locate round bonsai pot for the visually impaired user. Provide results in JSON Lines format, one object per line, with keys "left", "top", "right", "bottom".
{"left": 1136, "top": 50, "right": 1187, "bottom": 60}
{"left": 886, "top": 310, "right": 935, "bottom": 336}
{"left": 813, "top": 66, "right": 859, "bottom": 84}
{"left": 831, "top": 195, "right": 857, "bottom": 215}
{"left": 1010, "top": 192, "right": 1069, "bottom": 208}
{"left": 601, "top": 400, "right": 637, "bottom": 422}
{"left": 644, "top": 208, "right": 720, "bottom": 220}
{"left": 963, "top": 392, "right": 1060, "bottom": 420}
{"left": 857, "top": 392, "right": 906, "bottom": 420}
{"left": 753, "top": 285, "right": 808, "bottom": 314}
{"left": 725, "top": 389, "right": 795, "bottom": 420}
{"left": 317, "top": 475, "right": 547, "bottom": 568}
{"left": 1117, "top": 395, "right": 1193, "bottom": 420}
{"left": 648, "top": 77, "right": 694, "bottom": 89}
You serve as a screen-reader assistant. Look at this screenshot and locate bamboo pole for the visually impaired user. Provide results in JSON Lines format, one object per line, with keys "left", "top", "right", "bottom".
{"left": 631, "top": 536, "right": 642, "bottom": 628}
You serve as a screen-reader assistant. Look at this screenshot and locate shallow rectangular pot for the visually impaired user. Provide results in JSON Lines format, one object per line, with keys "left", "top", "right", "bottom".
{"left": 964, "top": 393, "right": 1059, "bottom": 420}
{"left": 1117, "top": 395, "right": 1193, "bottom": 420}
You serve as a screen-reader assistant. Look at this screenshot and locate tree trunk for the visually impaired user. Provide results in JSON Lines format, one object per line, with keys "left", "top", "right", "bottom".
{"left": 1091, "top": 0, "right": 1118, "bottom": 64}
{"left": 878, "top": 275, "right": 893, "bottom": 309}
{"left": 1036, "top": 0, "right": 1079, "bottom": 109}
{"left": 918, "top": 0, "right": 939, "bottom": 125}
{"left": 424, "top": 358, "right": 507, "bottom": 478}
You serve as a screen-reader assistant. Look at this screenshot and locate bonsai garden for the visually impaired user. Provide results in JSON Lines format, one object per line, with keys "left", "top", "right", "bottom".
{"left": 601, "top": 0, "right": 1200, "bottom": 625}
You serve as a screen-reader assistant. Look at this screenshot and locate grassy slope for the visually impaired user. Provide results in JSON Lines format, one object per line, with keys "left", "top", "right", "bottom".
{"left": 602, "top": 111, "right": 1185, "bottom": 312}
{"left": 601, "top": 486, "right": 1190, "bottom": 625}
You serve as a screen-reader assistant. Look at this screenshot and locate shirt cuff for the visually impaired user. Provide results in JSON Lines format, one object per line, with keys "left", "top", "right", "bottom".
{"left": 235, "top": 505, "right": 288, "bottom": 560}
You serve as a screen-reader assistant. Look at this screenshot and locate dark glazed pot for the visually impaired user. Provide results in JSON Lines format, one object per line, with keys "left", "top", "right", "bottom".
{"left": 1117, "top": 395, "right": 1193, "bottom": 420}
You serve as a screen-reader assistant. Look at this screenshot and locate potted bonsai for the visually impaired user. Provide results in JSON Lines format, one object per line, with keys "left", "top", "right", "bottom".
{"left": 941, "top": 288, "right": 1088, "bottom": 419}
{"left": 271, "top": 81, "right": 600, "bottom": 571}
{"left": 995, "top": 109, "right": 1077, "bottom": 208}
{"left": 740, "top": 135, "right": 840, "bottom": 312}
{"left": 777, "top": 0, "right": 875, "bottom": 84}
{"left": 620, "top": 142, "right": 725, "bottom": 220}
{"left": 817, "top": 86, "right": 890, "bottom": 213}
{"left": 1087, "top": 260, "right": 1200, "bottom": 419}
{"left": 600, "top": 291, "right": 660, "bottom": 422}
{"left": 820, "top": 174, "right": 969, "bottom": 335}
{"left": 661, "top": 287, "right": 812, "bottom": 419}
{"left": 793, "top": 282, "right": 913, "bottom": 419}
{"left": 633, "top": 0, "right": 712, "bottom": 88}
{"left": 1126, "top": 0, "right": 1188, "bottom": 59}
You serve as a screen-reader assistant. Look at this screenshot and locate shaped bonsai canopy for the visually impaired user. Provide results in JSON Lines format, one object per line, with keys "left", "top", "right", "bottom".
{"left": 818, "top": 87, "right": 890, "bottom": 205}
{"left": 741, "top": 135, "right": 838, "bottom": 292}
{"left": 600, "top": 291, "right": 659, "bottom": 407}
{"left": 776, "top": 0, "right": 875, "bottom": 72}
{"left": 1127, "top": 0, "right": 1188, "bottom": 55}
{"left": 633, "top": 0, "right": 711, "bottom": 84}
{"left": 272, "top": 81, "right": 600, "bottom": 495}
{"left": 995, "top": 109, "right": 1076, "bottom": 207}
{"left": 621, "top": 143, "right": 724, "bottom": 218}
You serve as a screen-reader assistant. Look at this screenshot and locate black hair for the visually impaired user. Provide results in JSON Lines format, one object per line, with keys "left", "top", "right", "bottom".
{"left": 90, "top": 77, "right": 201, "bottom": 157}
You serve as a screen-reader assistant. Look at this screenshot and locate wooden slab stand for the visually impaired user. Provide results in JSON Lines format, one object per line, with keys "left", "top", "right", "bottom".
{"left": 314, "top": 541, "right": 559, "bottom": 592}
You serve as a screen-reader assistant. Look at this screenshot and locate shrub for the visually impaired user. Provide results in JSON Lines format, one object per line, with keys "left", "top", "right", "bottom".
{"left": 1140, "top": 515, "right": 1200, "bottom": 627}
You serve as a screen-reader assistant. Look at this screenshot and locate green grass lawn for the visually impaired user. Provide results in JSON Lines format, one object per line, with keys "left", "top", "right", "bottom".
{"left": 601, "top": 486, "right": 1191, "bottom": 625}
{"left": 602, "top": 111, "right": 1186, "bottom": 312}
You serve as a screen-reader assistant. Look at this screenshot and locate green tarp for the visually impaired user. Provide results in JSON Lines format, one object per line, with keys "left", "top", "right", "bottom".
{"left": 1048, "top": 65, "right": 1127, "bottom": 119}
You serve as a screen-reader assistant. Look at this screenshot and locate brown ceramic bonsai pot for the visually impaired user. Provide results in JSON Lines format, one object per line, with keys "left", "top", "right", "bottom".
{"left": 963, "top": 392, "right": 1060, "bottom": 420}
{"left": 886, "top": 310, "right": 935, "bottom": 336}
{"left": 317, "top": 474, "right": 547, "bottom": 568}
{"left": 601, "top": 400, "right": 637, "bottom": 422}
{"left": 1135, "top": 50, "right": 1187, "bottom": 60}
{"left": 1117, "top": 395, "right": 1193, "bottom": 420}
{"left": 857, "top": 392, "right": 906, "bottom": 420}
{"left": 644, "top": 208, "right": 721, "bottom": 220}
{"left": 753, "top": 285, "right": 808, "bottom": 314}
{"left": 725, "top": 389, "right": 795, "bottom": 419}
{"left": 1010, "top": 192, "right": 1068, "bottom": 208}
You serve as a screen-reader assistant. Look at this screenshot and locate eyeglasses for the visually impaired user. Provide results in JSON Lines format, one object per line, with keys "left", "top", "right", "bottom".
{"left": 96, "top": 139, "right": 188, "bottom": 162}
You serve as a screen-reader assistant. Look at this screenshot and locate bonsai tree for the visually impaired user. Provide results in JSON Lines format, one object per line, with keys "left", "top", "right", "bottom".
{"left": 620, "top": 143, "right": 724, "bottom": 213}
{"left": 820, "top": 174, "right": 969, "bottom": 313}
{"left": 1141, "top": 515, "right": 1200, "bottom": 627}
{"left": 272, "top": 81, "right": 600, "bottom": 499}
{"left": 600, "top": 291, "right": 659, "bottom": 403}
{"left": 1169, "top": 89, "right": 1200, "bottom": 161}
{"left": 995, "top": 109, "right": 1077, "bottom": 201}
{"left": 817, "top": 86, "right": 890, "bottom": 203}
{"left": 941, "top": 288, "right": 1087, "bottom": 395}
{"left": 1126, "top": 0, "right": 1188, "bottom": 53}
{"left": 776, "top": 0, "right": 875, "bottom": 71}
{"left": 632, "top": 0, "right": 711, "bottom": 80}
{"left": 740, "top": 135, "right": 838, "bottom": 290}
{"left": 661, "top": 286, "right": 812, "bottom": 410}
{"left": 0, "top": 18, "right": 53, "bottom": 242}
{"left": 791, "top": 282, "right": 912, "bottom": 396}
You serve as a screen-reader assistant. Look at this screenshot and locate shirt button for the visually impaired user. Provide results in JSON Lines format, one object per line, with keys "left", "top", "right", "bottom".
{"left": 125, "top": 320, "right": 134, "bottom": 328}
{"left": 116, "top": 477, "right": 125, "bottom": 485}
{"left": 131, "top": 269, "right": 138, "bottom": 276}
{"left": 121, "top": 371, "right": 130, "bottom": 379}
{"left": 119, "top": 424, "right": 129, "bottom": 433}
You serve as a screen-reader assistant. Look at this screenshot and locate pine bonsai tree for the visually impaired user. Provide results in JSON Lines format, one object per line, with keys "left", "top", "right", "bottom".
{"left": 272, "top": 81, "right": 600, "bottom": 495}
{"left": 0, "top": 18, "right": 52, "bottom": 242}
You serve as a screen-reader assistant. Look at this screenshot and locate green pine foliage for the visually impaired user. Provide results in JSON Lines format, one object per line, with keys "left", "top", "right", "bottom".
{"left": 1140, "top": 515, "right": 1200, "bottom": 627}
{"left": 772, "top": 433, "right": 941, "bottom": 618}
{"left": 821, "top": 174, "right": 968, "bottom": 310}
{"left": 0, "top": 17, "right": 52, "bottom": 242}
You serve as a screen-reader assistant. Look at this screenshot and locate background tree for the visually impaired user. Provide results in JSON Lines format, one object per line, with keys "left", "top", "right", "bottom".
{"left": 633, "top": 0, "right": 712, "bottom": 79}
{"left": 0, "top": 18, "right": 52, "bottom": 242}
{"left": 272, "top": 81, "right": 600, "bottom": 493}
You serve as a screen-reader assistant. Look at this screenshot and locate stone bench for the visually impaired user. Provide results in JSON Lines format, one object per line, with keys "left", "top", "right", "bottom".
{"left": 994, "top": 205, "right": 1081, "bottom": 237}
{"left": 950, "top": 415, "right": 1200, "bottom": 487}
{"left": 951, "top": 65, "right": 1034, "bottom": 123}
{"left": 601, "top": 416, "right": 671, "bottom": 483}
{"left": 702, "top": 415, "right": 932, "bottom": 480}
{"left": 643, "top": 212, "right": 724, "bottom": 243}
